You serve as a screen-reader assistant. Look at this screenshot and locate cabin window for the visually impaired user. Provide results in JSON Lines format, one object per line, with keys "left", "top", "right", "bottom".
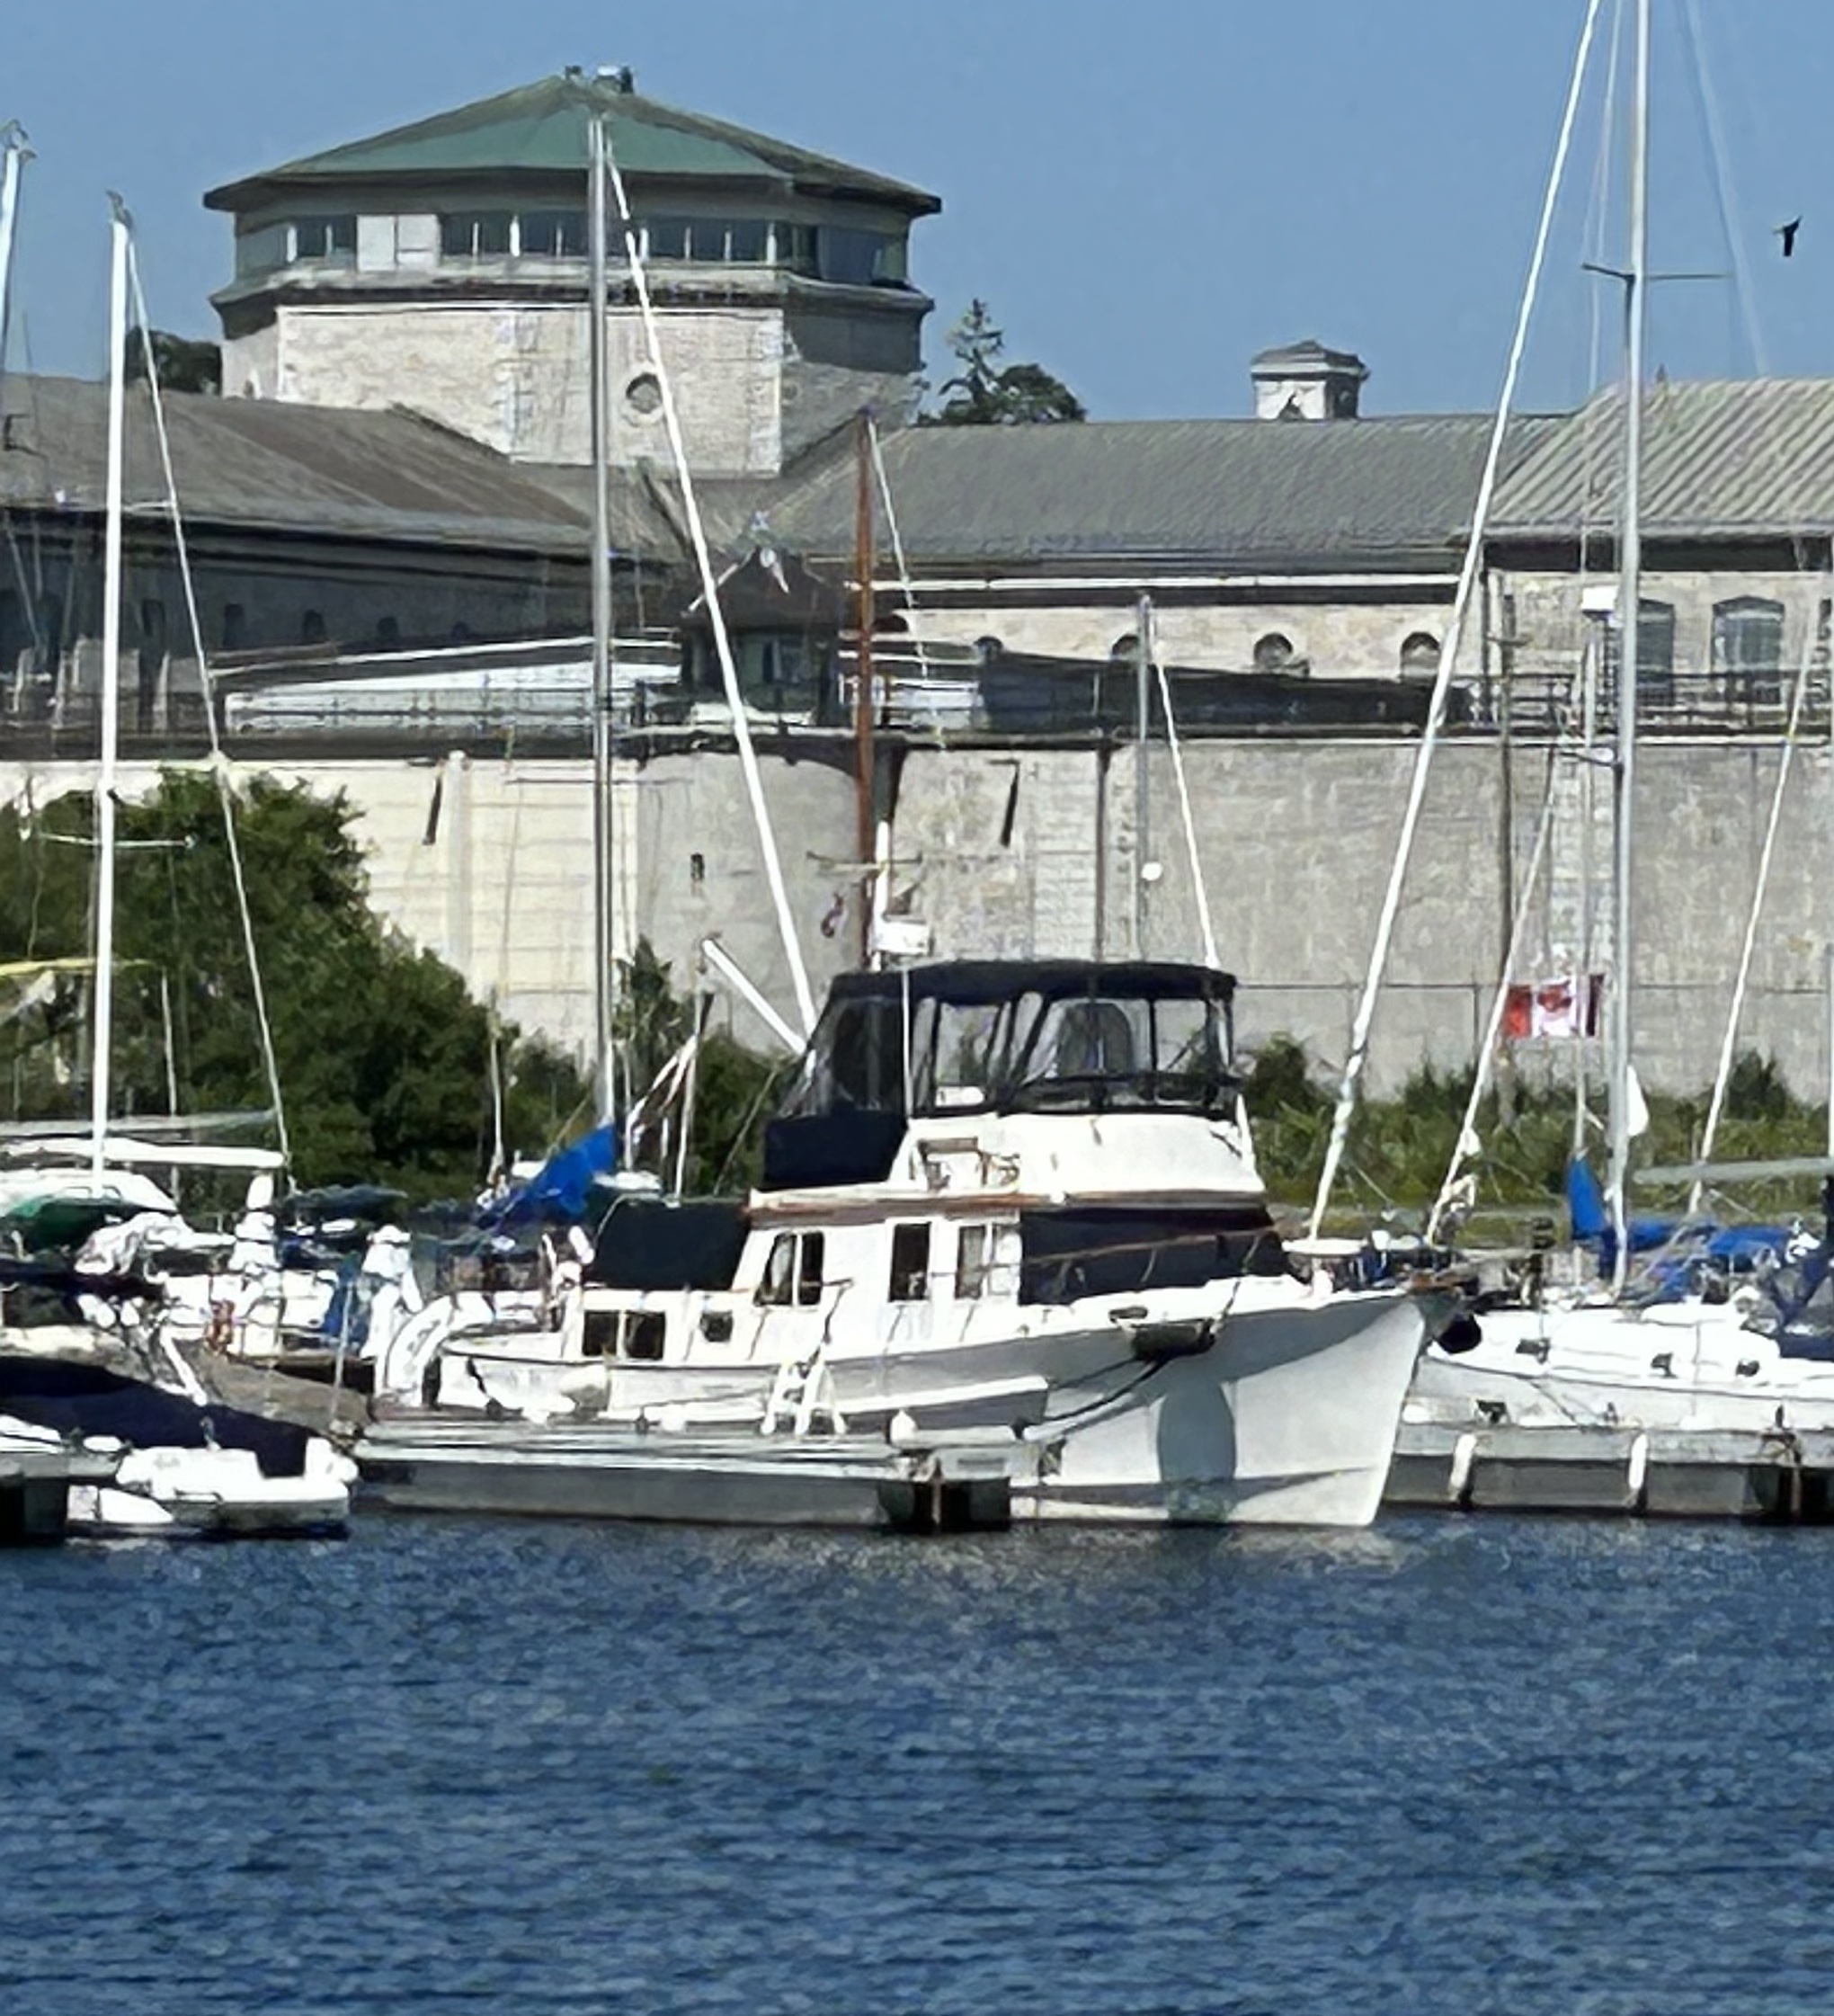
{"left": 760, "top": 1231, "right": 824, "bottom": 1307}
{"left": 622, "top": 1311, "right": 666, "bottom": 1361}
{"left": 690, "top": 851, "right": 706, "bottom": 887}
{"left": 1714, "top": 596, "right": 1785, "bottom": 709}
{"left": 376, "top": 616, "right": 401, "bottom": 647}
{"left": 440, "top": 211, "right": 513, "bottom": 259}
{"left": 300, "top": 609, "right": 326, "bottom": 646}
{"left": 220, "top": 602, "right": 247, "bottom": 652}
{"left": 1252, "top": 632, "right": 1295, "bottom": 673}
{"left": 889, "top": 1224, "right": 930, "bottom": 1302}
{"left": 956, "top": 1225, "right": 989, "bottom": 1300}
{"left": 582, "top": 1309, "right": 618, "bottom": 1358}
{"left": 914, "top": 998, "right": 1009, "bottom": 1111}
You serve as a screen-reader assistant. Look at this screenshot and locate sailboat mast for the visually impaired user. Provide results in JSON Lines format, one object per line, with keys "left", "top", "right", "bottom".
{"left": 853, "top": 408, "right": 877, "bottom": 967}
{"left": 92, "top": 198, "right": 130, "bottom": 1179}
{"left": 1606, "top": 0, "right": 1651, "bottom": 1286}
{"left": 0, "top": 127, "right": 29, "bottom": 395}
{"left": 588, "top": 111, "right": 618, "bottom": 1129}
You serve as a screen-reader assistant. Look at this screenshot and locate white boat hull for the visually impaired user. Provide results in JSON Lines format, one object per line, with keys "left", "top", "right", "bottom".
{"left": 361, "top": 1288, "right": 1431, "bottom": 1529}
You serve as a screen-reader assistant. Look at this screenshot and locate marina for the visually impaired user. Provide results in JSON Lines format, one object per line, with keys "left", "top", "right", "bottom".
{"left": 17, "top": 4, "right": 1834, "bottom": 2009}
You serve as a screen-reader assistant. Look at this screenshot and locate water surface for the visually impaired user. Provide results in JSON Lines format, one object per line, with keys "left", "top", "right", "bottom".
{"left": 4, "top": 1512, "right": 1831, "bottom": 2013}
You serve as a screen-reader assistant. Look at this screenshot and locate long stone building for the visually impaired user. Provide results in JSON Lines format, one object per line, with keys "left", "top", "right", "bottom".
{"left": 4, "top": 68, "right": 1834, "bottom": 1108}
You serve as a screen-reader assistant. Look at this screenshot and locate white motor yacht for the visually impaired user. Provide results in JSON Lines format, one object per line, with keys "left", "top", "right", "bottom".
{"left": 365, "top": 959, "right": 1444, "bottom": 1528}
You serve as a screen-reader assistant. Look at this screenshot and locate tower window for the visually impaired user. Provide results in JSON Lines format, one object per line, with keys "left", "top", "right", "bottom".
{"left": 518, "top": 210, "right": 589, "bottom": 258}
{"left": 289, "top": 215, "right": 356, "bottom": 263}
{"left": 440, "top": 212, "right": 512, "bottom": 259}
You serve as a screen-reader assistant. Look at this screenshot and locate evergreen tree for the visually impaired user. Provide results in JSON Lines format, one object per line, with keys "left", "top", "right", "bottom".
{"left": 928, "top": 300, "right": 1086, "bottom": 425}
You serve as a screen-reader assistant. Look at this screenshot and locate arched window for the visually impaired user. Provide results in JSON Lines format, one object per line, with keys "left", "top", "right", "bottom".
{"left": 1400, "top": 631, "right": 1440, "bottom": 676}
{"left": 1713, "top": 595, "right": 1785, "bottom": 709}
{"left": 1252, "top": 632, "right": 1295, "bottom": 674}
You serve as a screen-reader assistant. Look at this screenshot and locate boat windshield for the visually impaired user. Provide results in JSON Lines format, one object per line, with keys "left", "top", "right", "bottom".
{"left": 779, "top": 964, "right": 1237, "bottom": 1122}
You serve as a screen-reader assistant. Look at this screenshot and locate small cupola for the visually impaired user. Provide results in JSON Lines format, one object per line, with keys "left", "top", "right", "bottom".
{"left": 1251, "top": 339, "right": 1368, "bottom": 421}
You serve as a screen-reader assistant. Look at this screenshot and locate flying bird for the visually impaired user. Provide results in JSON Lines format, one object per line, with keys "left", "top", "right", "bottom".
{"left": 1777, "top": 216, "right": 1802, "bottom": 258}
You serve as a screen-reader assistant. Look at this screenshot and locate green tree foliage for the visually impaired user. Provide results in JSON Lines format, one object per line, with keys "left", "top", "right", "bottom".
{"left": 927, "top": 300, "right": 1087, "bottom": 425}
{"left": 127, "top": 327, "right": 222, "bottom": 397}
{"left": 1248, "top": 1034, "right": 1830, "bottom": 1231}
{"left": 0, "top": 773, "right": 586, "bottom": 1200}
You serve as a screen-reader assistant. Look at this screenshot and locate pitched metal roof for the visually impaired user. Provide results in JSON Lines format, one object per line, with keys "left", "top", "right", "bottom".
{"left": 763, "top": 413, "right": 1561, "bottom": 572}
{"left": 1491, "top": 379, "right": 1834, "bottom": 540}
{"left": 0, "top": 376, "right": 592, "bottom": 556}
{"left": 205, "top": 72, "right": 939, "bottom": 215}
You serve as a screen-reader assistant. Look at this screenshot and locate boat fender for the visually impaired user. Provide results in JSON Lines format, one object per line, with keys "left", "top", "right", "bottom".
{"left": 1121, "top": 1318, "right": 1215, "bottom": 1362}
{"left": 1437, "top": 1311, "right": 1483, "bottom": 1355}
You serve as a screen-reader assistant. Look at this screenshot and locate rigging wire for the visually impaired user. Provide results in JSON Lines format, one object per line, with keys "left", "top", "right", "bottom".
{"left": 1427, "top": 746, "right": 1563, "bottom": 1242}
{"left": 865, "top": 413, "right": 943, "bottom": 747}
{"left": 600, "top": 124, "right": 817, "bottom": 1039}
{"left": 125, "top": 236, "right": 291, "bottom": 1173}
{"left": 1677, "top": 0, "right": 1823, "bottom": 1189}
{"left": 1152, "top": 650, "right": 1220, "bottom": 971}
{"left": 1306, "top": 0, "right": 1607, "bottom": 1241}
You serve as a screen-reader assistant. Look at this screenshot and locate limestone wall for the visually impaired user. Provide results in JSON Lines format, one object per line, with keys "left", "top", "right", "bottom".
{"left": 251, "top": 301, "right": 789, "bottom": 474}
{"left": 7, "top": 736, "right": 1830, "bottom": 1100}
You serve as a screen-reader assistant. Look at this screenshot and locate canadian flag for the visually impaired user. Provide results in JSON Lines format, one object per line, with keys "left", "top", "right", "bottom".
{"left": 1503, "top": 975, "right": 1603, "bottom": 1040}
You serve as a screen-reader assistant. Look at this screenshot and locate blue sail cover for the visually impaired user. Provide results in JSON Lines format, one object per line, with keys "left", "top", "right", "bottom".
{"left": 485, "top": 1125, "right": 619, "bottom": 1230}
{"left": 1566, "top": 1155, "right": 1680, "bottom": 1272}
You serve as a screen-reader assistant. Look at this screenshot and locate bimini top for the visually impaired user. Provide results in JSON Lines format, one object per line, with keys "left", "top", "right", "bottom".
{"left": 762, "top": 959, "right": 1241, "bottom": 1190}
{"left": 822, "top": 959, "right": 1237, "bottom": 1009}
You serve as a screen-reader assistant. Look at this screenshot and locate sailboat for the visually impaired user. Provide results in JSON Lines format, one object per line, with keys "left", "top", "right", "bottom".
{"left": 1406, "top": 0, "right": 1834, "bottom": 1450}
{"left": 0, "top": 196, "right": 353, "bottom": 1538}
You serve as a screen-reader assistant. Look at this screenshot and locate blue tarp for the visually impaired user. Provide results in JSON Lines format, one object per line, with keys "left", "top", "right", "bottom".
{"left": 1566, "top": 1156, "right": 1681, "bottom": 1274}
{"left": 484, "top": 1125, "right": 619, "bottom": 1230}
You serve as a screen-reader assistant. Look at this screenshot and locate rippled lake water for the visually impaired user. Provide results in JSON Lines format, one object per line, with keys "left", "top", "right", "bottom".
{"left": 5, "top": 1511, "right": 1834, "bottom": 2013}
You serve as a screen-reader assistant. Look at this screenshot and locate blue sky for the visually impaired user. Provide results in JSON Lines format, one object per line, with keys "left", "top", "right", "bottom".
{"left": 3, "top": 0, "right": 1828, "bottom": 419}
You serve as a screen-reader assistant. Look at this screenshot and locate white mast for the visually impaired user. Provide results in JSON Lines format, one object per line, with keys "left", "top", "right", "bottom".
{"left": 91, "top": 196, "right": 130, "bottom": 1178}
{"left": 587, "top": 110, "right": 619, "bottom": 1128}
{"left": 1606, "top": 0, "right": 1651, "bottom": 1288}
{"left": 600, "top": 117, "right": 817, "bottom": 1038}
{"left": 0, "top": 125, "right": 30, "bottom": 390}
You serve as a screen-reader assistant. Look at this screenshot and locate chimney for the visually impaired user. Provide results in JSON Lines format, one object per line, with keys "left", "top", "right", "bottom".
{"left": 1251, "top": 339, "right": 1368, "bottom": 421}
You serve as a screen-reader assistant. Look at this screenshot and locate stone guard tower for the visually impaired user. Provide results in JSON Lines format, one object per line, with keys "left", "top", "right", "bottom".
{"left": 204, "top": 67, "right": 939, "bottom": 476}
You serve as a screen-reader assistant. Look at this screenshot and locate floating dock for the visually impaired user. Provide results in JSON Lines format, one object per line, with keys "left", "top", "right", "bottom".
{"left": 0, "top": 1437, "right": 120, "bottom": 1544}
{"left": 1386, "top": 1418, "right": 1834, "bottom": 1521}
{"left": 359, "top": 1416, "right": 1018, "bottom": 1530}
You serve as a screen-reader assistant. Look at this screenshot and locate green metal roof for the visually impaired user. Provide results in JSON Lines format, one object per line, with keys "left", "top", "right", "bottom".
{"left": 205, "top": 70, "right": 939, "bottom": 214}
